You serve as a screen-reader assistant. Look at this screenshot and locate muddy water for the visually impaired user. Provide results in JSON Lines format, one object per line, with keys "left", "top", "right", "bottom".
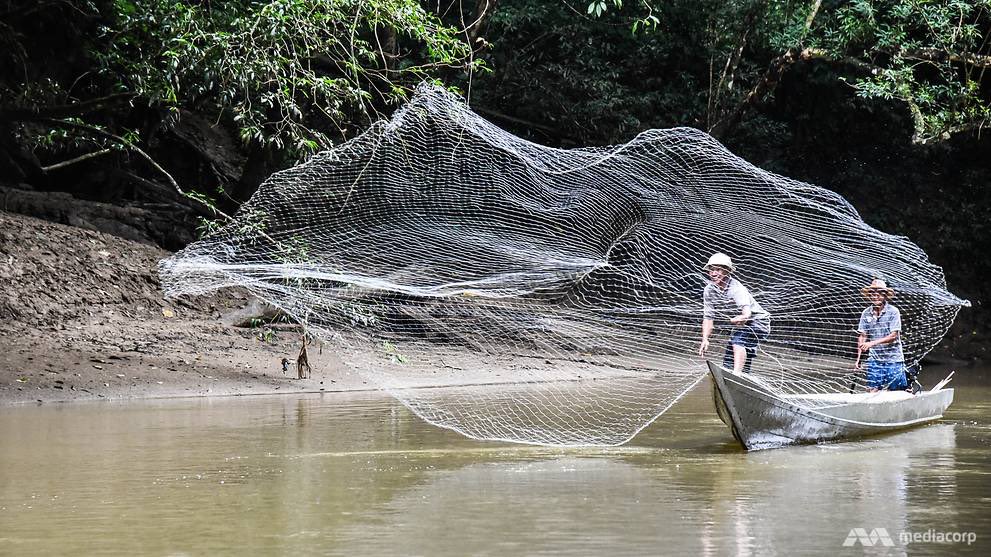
{"left": 1, "top": 365, "right": 988, "bottom": 556}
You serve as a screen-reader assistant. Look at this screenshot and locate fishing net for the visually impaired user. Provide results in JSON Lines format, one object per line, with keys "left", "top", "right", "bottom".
{"left": 159, "top": 83, "right": 969, "bottom": 446}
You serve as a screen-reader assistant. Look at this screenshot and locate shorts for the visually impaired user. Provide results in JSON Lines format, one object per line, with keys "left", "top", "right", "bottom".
{"left": 723, "top": 325, "right": 770, "bottom": 372}
{"left": 866, "top": 360, "right": 908, "bottom": 390}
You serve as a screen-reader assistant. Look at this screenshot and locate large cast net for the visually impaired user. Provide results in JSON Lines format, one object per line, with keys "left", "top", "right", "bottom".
{"left": 160, "top": 83, "right": 969, "bottom": 446}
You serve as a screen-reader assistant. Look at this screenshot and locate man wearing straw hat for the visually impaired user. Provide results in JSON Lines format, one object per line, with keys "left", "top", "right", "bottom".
{"left": 857, "top": 278, "right": 909, "bottom": 391}
{"left": 698, "top": 252, "right": 771, "bottom": 374}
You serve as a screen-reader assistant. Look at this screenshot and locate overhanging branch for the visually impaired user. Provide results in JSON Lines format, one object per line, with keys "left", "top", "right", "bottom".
{"left": 35, "top": 117, "right": 232, "bottom": 221}
{"left": 903, "top": 48, "right": 991, "bottom": 68}
{"left": 41, "top": 148, "right": 113, "bottom": 172}
{"left": 0, "top": 92, "right": 138, "bottom": 121}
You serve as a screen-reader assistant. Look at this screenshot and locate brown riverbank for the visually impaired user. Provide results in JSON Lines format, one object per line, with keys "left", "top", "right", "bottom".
{"left": 0, "top": 211, "right": 366, "bottom": 404}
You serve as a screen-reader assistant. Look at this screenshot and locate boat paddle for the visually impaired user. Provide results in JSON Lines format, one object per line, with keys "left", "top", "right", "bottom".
{"left": 931, "top": 371, "right": 955, "bottom": 392}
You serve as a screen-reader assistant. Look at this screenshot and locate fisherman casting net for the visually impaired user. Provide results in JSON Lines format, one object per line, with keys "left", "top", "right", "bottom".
{"left": 160, "top": 83, "right": 970, "bottom": 446}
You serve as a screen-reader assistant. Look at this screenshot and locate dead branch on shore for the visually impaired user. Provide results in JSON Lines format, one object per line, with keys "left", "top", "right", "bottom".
{"left": 297, "top": 329, "right": 312, "bottom": 380}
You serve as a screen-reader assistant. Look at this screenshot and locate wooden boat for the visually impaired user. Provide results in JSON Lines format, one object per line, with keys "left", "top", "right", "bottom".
{"left": 707, "top": 360, "right": 954, "bottom": 450}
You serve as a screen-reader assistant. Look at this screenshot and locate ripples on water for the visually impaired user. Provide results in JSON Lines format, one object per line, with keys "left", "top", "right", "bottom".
{"left": 0, "top": 366, "right": 988, "bottom": 555}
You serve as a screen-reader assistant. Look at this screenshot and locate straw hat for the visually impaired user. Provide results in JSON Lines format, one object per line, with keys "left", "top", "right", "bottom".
{"left": 703, "top": 252, "right": 736, "bottom": 273}
{"left": 861, "top": 278, "right": 895, "bottom": 299}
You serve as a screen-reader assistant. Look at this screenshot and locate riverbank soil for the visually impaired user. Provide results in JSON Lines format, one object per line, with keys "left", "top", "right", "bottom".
{"left": 0, "top": 211, "right": 364, "bottom": 404}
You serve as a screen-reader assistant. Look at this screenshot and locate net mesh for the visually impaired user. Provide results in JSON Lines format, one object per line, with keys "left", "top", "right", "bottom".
{"left": 160, "top": 83, "right": 970, "bottom": 446}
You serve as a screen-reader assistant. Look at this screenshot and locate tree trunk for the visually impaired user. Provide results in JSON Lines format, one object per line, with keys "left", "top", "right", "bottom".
{"left": 468, "top": 0, "right": 499, "bottom": 44}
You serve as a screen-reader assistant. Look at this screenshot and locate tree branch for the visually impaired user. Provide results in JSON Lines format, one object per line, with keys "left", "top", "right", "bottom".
{"left": 902, "top": 48, "right": 991, "bottom": 68}
{"left": 711, "top": 48, "right": 808, "bottom": 139}
{"left": 38, "top": 118, "right": 176, "bottom": 185}
{"left": 915, "top": 120, "right": 990, "bottom": 145}
{"left": 468, "top": 0, "right": 499, "bottom": 44}
{"left": 0, "top": 92, "right": 137, "bottom": 121}
{"left": 473, "top": 106, "right": 572, "bottom": 139}
{"left": 115, "top": 169, "right": 216, "bottom": 218}
{"left": 41, "top": 148, "right": 114, "bottom": 173}
{"left": 34, "top": 117, "right": 232, "bottom": 221}
{"left": 708, "top": 1, "right": 767, "bottom": 130}
{"left": 803, "top": 0, "right": 823, "bottom": 36}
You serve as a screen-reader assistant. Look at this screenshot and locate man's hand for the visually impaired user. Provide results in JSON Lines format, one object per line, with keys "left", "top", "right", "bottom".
{"left": 858, "top": 339, "right": 873, "bottom": 352}
{"left": 729, "top": 315, "right": 748, "bottom": 325}
{"left": 698, "top": 338, "right": 710, "bottom": 356}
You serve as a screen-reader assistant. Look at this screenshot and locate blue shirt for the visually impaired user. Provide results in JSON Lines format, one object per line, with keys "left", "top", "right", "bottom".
{"left": 857, "top": 303, "right": 904, "bottom": 363}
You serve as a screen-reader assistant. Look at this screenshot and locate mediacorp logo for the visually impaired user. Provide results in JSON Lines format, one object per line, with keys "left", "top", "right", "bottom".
{"left": 844, "top": 527, "right": 978, "bottom": 547}
{"left": 844, "top": 528, "right": 895, "bottom": 547}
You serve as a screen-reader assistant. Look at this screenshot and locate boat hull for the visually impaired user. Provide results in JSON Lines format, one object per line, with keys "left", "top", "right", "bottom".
{"left": 707, "top": 361, "right": 954, "bottom": 450}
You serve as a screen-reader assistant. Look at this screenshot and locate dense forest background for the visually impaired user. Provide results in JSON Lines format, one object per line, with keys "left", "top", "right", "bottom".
{"left": 1, "top": 0, "right": 988, "bottom": 358}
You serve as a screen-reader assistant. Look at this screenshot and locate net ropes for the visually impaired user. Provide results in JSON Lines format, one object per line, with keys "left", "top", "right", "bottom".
{"left": 160, "top": 83, "right": 970, "bottom": 446}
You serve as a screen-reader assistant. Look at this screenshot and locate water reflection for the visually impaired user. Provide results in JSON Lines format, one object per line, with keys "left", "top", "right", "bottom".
{"left": 697, "top": 425, "right": 956, "bottom": 556}
{"left": 323, "top": 425, "right": 958, "bottom": 556}
{"left": 0, "top": 370, "right": 987, "bottom": 556}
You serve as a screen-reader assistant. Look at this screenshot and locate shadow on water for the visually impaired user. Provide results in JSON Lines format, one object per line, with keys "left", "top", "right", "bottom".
{"left": 0, "top": 363, "right": 987, "bottom": 555}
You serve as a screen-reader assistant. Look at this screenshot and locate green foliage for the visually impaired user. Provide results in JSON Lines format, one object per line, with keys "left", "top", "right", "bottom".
{"left": 195, "top": 216, "right": 223, "bottom": 239}
{"left": 1, "top": 0, "right": 479, "bottom": 189}
{"left": 485, "top": 1, "right": 989, "bottom": 145}
{"left": 228, "top": 208, "right": 270, "bottom": 245}
{"left": 93, "top": 0, "right": 480, "bottom": 157}
{"left": 342, "top": 299, "right": 378, "bottom": 327}
{"left": 586, "top": 0, "right": 661, "bottom": 32}
{"left": 183, "top": 190, "right": 220, "bottom": 214}
{"left": 807, "top": 0, "right": 991, "bottom": 142}
{"left": 477, "top": 1, "right": 726, "bottom": 144}
{"left": 256, "top": 326, "right": 277, "bottom": 343}
{"left": 587, "top": 1, "right": 618, "bottom": 17}
{"left": 382, "top": 341, "right": 410, "bottom": 363}
{"left": 700, "top": 0, "right": 991, "bottom": 142}
{"left": 277, "top": 236, "right": 312, "bottom": 265}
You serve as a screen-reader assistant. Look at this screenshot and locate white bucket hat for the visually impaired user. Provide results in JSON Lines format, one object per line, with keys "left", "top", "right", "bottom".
{"left": 703, "top": 252, "right": 736, "bottom": 273}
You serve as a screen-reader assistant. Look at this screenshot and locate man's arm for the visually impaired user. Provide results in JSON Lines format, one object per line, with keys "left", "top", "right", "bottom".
{"left": 856, "top": 332, "right": 868, "bottom": 365}
{"left": 729, "top": 283, "right": 753, "bottom": 325}
{"left": 862, "top": 330, "right": 899, "bottom": 350}
{"left": 729, "top": 306, "right": 752, "bottom": 325}
{"left": 699, "top": 318, "right": 714, "bottom": 356}
{"left": 856, "top": 311, "right": 869, "bottom": 352}
{"left": 853, "top": 331, "right": 867, "bottom": 369}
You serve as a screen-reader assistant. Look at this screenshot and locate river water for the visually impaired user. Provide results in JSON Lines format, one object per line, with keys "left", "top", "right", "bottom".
{"left": 1, "top": 365, "right": 988, "bottom": 556}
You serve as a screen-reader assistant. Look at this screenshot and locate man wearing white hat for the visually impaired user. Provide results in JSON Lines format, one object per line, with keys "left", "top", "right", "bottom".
{"left": 857, "top": 278, "right": 909, "bottom": 391}
{"left": 698, "top": 253, "right": 771, "bottom": 373}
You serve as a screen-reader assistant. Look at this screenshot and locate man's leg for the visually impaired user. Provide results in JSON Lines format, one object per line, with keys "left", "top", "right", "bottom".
{"left": 735, "top": 327, "right": 762, "bottom": 374}
{"left": 726, "top": 329, "right": 748, "bottom": 373}
{"left": 866, "top": 360, "right": 882, "bottom": 391}
{"left": 722, "top": 342, "right": 735, "bottom": 370}
{"left": 746, "top": 326, "right": 769, "bottom": 374}
{"left": 733, "top": 344, "right": 747, "bottom": 374}
{"left": 743, "top": 346, "right": 757, "bottom": 373}
{"left": 886, "top": 363, "right": 908, "bottom": 390}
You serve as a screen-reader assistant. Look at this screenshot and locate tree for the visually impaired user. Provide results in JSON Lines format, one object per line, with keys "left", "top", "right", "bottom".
{"left": 479, "top": 1, "right": 989, "bottom": 146}
{"left": 683, "top": 0, "right": 991, "bottom": 144}
{"left": 0, "top": 0, "right": 480, "bottom": 212}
